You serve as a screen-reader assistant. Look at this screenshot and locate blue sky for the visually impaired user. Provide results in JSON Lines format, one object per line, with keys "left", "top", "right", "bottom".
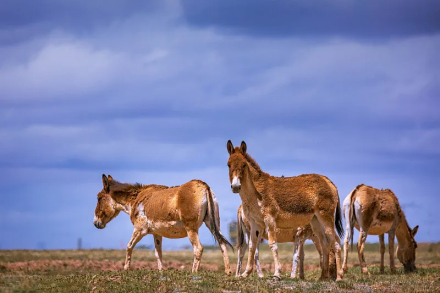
{"left": 1, "top": 0, "right": 439, "bottom": 250}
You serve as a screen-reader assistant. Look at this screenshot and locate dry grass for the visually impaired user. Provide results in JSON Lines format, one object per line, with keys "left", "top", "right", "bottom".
{"left": 1, "top": 242, "right": 439, "bottom": 292}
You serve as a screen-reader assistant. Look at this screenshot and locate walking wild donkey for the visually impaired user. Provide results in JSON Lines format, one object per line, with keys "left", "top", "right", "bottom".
{"left": 226, "top": 140, "right": 344, "bottom": 280}
{"left": 342, "top": 184, "right": 419, "bottom": 274}
{"left": 93, "top": 175, "right": 233, "bottom": 275}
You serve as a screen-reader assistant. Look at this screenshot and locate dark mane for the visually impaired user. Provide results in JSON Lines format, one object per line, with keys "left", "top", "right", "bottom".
{"left": 110, "top": 181, "right": 168, "bottom": 197}
{"left": 395, "top": 199, "right": 411, "bottom": 233}
{"left": 244, "top": 153, "right": 263, "bottom": 174}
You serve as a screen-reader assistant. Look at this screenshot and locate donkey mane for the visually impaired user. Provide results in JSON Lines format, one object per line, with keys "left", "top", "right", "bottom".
{"left": 110, "top": 181, "right": 169, "bottom": 198}
{"left": 394, "top": 199, "right": 413, "bottom": 236}
{"left": 244, "top": 153, "right": 263, "bottom": 174}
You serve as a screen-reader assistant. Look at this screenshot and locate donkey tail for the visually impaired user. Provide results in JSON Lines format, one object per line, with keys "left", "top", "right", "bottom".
{"left": 237, "top": 205, "right": 247, "bottom": 251}
{"left": 205, "top": 184, "right": 234, "bottom": 251}
{"left": 349, "top": 184, "right": 362, "bottom": 251}
{"left": 335, "top": 195, "right": 344, "bottom": 239}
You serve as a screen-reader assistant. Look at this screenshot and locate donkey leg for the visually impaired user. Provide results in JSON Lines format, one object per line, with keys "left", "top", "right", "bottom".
{"left": 342, "top": 222, "right": 351, "bottom": 273}
{"left": 124, "top": 228, "right": 146, "bottom": 270}
{"left": 388, "top": 231, "right": 396, "bottom": 273}
{"left": 332, "top": 235, "right": 343, "bottom": 280}
{"left": 310, "top": 216, "right": 329, "bottom": 280}
{"left": 379, "top": 234, "right": 385, "bottom": 273}
{"left": 153, "top": 234, "right": 164, "bottom": 271}
{"left": 255, "top": 243, "right": 265, "bottom": 278}
{"left": 236, "top": 230, "right": 249, "bottom": 277}
{"left": 187, "top": 230, "right": 203, "bottom": 273}
{"left": 311, "top": 234, "right": 323, "bottom": 271}
{"left": 241, "top": 222, "right": 261, "bottom": 278}
{"left": 298, "top": 238, "right": 306, "bottom": 279}
{"left": 315, "top": 213, "right": 339, "bottom": 280}
{"left": 357, "top": 230, "right": 369, "bottom": 275}
{"left": 291, "top": 234, "right": 301, "bottom": 278}
{"left": 265, "top": 219, "right": 282, "bottom": 279}
{"left": 204, "top": 217, "right": 231, "bottom": 275}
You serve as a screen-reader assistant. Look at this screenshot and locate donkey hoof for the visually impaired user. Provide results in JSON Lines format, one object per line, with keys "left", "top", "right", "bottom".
{"left": 272, "top": 275, "right": 281, "bottom": 281}
{"left": 225, "top": 270, "right": 232, "bottom": 276}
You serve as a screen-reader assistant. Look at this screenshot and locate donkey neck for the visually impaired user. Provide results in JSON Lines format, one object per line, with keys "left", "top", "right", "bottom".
{"left": 115, "top": 200, "right": 132, "bottom": 215}
{"left": 239, "top": 166, "right": 262, "bottom": 205}
{"left": 245, "top": 157, "right": 268, "bottom": 181}
{"left": 395, "top": 213, "right": 412, "bottom": 247}
{"left": 110, "top": 187, "right": 140, "bottom": 215}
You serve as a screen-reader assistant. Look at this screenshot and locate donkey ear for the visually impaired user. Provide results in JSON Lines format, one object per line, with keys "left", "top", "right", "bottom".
{"left": 102, "top": 174, "right": 110, "bottom": 192}
{"left": 107, "top": 175, "right": 114, "bottom": 181}
{"left": 227, "top": 140, "right": 234, "bottom": 155}
{"left": 411, "top": 225, "right": 419, "bottom": 237}
{"left": 240, "top": 141, "right": 247, "bottom": 154}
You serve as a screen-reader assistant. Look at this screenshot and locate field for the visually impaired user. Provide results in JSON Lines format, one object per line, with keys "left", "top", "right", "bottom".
{"left": 1, "top": 243, "right": 440, "bottom": 292}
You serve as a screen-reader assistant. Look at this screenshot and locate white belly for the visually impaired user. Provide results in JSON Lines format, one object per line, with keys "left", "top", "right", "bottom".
{"left": 149, "top": 220, "right": 188, "bottom": 239}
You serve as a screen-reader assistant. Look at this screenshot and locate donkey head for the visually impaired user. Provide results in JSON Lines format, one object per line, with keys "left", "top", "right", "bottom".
{"left": 397, "top": 225, "right": 419, "bottom": 273}
{"left": 93, "top": 174, "right": 121, "bottom": 229}
{"left": 226, "top": 140, "right": 249, "bottom": 193}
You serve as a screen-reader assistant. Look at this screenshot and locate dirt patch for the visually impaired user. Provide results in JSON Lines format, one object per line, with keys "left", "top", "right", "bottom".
{"left": 10, "top": 259, "right": 438, "bottom": 274}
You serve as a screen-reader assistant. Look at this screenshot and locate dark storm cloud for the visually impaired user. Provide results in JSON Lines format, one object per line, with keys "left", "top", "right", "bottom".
{"left": 0, "top": 0, "right": 164, "bottom": 45}
{"left": 0, "top": 2, "right": 439, "bottom": 248}
{"left": 0, "top": 0, "right": 161, "bottom": 29}
{"left": 181, "top": 0, "right": 440, "bottom": 39}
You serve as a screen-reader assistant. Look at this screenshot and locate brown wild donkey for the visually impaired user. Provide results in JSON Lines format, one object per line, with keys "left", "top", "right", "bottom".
{"left": 226, "top": 141, "right": 344, "bottom": 280}
{"left": 342, "top": 184, "right": 419, "bottom": 274}
{"left": 93, "top": 175, "right": 233, "bottom": 275}
{"left": 236, "top": 204, "right": 324, "bottom": 279}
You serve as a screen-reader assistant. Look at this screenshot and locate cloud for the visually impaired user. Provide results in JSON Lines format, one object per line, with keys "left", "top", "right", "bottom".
{"left": 0, "top": 0, "right": 166, "bottom": 45}
{"left": 181, "top": 0, "right": 440, "bottom": 39}
{"left": 0, "top": 1, "right": 439, "bottom": 248}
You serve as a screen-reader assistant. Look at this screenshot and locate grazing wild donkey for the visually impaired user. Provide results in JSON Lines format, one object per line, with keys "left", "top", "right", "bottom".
{"left": 236, "top": 204, "right": 323, "bottom": 279}
{"left": 94, "top": 175, "right": 233, "bottom": 275}
{"left": 342, "top": 184, "right": 419, "bottom": 274}
{"left": 226, "top": 141, "right": 344, "bottom": 280}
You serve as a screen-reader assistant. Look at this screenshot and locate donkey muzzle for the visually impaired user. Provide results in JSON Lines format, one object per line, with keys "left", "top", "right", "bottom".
{"left": 94, "top": 219, "right": 105, "bottom": 229}
{"left": 231, "top": 177, "right": 241, "bottom": 193}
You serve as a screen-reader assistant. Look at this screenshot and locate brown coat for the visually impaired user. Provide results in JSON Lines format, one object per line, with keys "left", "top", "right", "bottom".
{"left": 94, "top": 175, "right": 232, "bottom": 275}
{"left": 342, "top": 184, "right": 419, "bottom": 274}
{"left": 227, "top": 140, "right": 343, "bottom": 280}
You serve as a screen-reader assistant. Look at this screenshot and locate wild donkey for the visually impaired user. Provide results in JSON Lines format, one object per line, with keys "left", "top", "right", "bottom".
{"left": 227, "top": 141, "right": 344, "bottom": 280}
{"left": 93, "top": 175, "right": 233, "bottom": 275}
{"left": 236, "top": 204, "right": 323, "bottom": 279}
{"left": 342, "top": 184, "right": 418, "bottom": 274}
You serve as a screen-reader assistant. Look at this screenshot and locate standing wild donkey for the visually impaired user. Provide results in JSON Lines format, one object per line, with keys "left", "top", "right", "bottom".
{"left": 342, "top": 184, "right": 418, "bottom": 274}
{"left": 226, "top": 141, "right": 344, "bottom": 280}
{"left": 93, "top": 175, "right": 233, "bottom": 275}
{"left": 236, "top": 204, "right": 323, "bottom": 279}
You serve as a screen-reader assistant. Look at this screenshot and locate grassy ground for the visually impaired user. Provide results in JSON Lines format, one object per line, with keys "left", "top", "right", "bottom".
{"left": 1, "top": 242, "right": 439, "bottom": 292}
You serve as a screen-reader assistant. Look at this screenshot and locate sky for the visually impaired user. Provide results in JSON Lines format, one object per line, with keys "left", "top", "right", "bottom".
{"left": 1, "top": 0, "right": 439, "bottom": 250}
